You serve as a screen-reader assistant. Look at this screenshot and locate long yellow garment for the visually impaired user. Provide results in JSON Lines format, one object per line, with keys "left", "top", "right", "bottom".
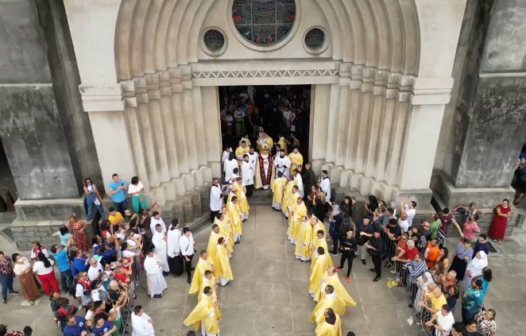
{"left": 271, "top": 177, "right": 287, "bottom": 204}
{"left": 282, "top": 181, "right": 296, "bottom": 215}
{"left": 278, "top": 137, "right": 288, "bottom": 155}
{"left": 310, "top": 293, "right": 346, "bottom": 324}
{"left": 235, "top": 146, "right": 249, "bottom": 165}
{"left": 315, "top": 314, "right": 342, "bottom": 336}
{"left": 227, "top": 201, "right": 243, "bottom": 235}
{"left": 214, "top": 217, "right": 234, "bottom": 253}
{"left": 287, "top": 201, "right": 298, "bottom": 238}
{"left": 228, "top": 183, "right": 249, "bottom": 216}
{"left": 183, "top": 295, "right": 221, "bottom": 333}
{"left": 311, "top": 222, "right": 327, "bottom": 245}
{"left": 214, "top": 245, "right": 234, "bottom": 280}
{"left": 238, "top": 137, "right": 251, "bottom": 148}
{"left": 309, "top": 254, "right": 329, "bottom": 294}
{"left": 257, "top": 135, "right": 274, "bottom": 151}
{"left": 314, "top": 272, "right": 357, "bottom": 306}
{"left": 288, "top": 152, "right": 304, "bottom": 175}
{"left": 207, "top": 232, "right": 222, "bottom": 266}
{"left": 189, "top": 258, "right": 214, "bottom": 295}
{"left": 295, "top": 222, "right": 312, "bottom": 258}
{"left": 292, "top": 203, "right": 307, "bottom": 241}
{"left": 198, "top": 276, "right": 217, "bottom": 302}
{"left": 312, "top": 237, "right": 334, "bottom": 268}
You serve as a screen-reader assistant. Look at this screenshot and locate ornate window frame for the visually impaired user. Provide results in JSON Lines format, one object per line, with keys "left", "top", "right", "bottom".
{"left": 227, "top": 0, "right": 302, "bottom": 52}
{"left": 302, "top": 26, "right": 330, "bottom": 55}
{"left": 200, "top": 27, "right": 229, "bottom": 57}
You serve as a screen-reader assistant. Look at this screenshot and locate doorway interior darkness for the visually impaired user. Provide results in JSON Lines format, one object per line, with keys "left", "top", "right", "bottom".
{"left": 219, "top": 85, "right": 311, "bottom": 162}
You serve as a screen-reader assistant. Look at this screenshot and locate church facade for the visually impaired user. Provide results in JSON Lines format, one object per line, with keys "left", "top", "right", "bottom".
{"left": 1, "top": 0, "right": 526, "bottom": 226}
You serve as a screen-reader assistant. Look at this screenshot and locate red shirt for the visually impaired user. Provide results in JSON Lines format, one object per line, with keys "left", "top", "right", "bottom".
{"left": 114, "top": 273, "right": 127, "bottom": 283}
{"left": 404, "top": 246, "right": 419, "bottom": 261}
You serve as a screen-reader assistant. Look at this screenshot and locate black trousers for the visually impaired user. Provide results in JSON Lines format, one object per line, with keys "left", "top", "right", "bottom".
{"left": 245, "top": 184, "right": 253, "bottom": 197}
{"left": 372, "top": 255, "right": 382, "bottom": 277}
{"left": 184, "top": 254, "right": 194, "bottom": 276}
{"left": 339, "top": 252, "right": 355, "bottom": 277}
{"left": 210, "top": 210, "right": 220, "bottom": 223}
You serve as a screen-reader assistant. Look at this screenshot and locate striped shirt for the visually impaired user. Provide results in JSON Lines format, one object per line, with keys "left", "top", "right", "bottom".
{"left": 406, "top": 259, "right": 427, "bottom": 284}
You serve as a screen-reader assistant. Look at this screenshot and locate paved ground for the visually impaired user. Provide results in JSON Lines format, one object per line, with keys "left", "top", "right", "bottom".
{"left": 1, "top": 206, "right": 526, "bottom": 335}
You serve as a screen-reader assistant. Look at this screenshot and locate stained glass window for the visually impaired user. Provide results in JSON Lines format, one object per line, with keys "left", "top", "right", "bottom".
{"left": 232, "top": 0, "right": 296, "bottom": 45}
{"left": 305, "top": 28, "right": 325, "bottom": 50}
{"left": 204, "top": 29, "right": 226, "bottom": 52}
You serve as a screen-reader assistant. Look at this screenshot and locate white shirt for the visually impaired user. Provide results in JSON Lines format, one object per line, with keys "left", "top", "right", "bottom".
{"left": 88, "top": 263, "right": 103, "bottom": 281}
{"left": 320, "top": 177, "right": 331, "bottom": 200}
{"left": 132, "top": 312, "right": 155, "bottom": 336}
{"left": 210, "top": 185, "right": 222, "bottom": 211}
{"left": 76, "top": 283, "right": 92, "bottom": 306}
{"left": 248, "top": 152, "right": 258, "bottom": 176}
{"left": 128, "top": 181, "right": 144, "bottom": 194}
{"left": 180, "top": 234, "right": 195, "bottom": 256}
{"left": 222, "top": 150, "right": 231, "bottom": 166}
{"left": 241, "top": 161, "right": 254, "bottom": 186}
{"left": 224, "top": 159, "right": 238, "bottom": 181}
{"left": 30, "top": 248, "right": 50, "bottom": 260}
{"left": 32, "top": 259, "right": 54, "bottom": 275}
{"left": 398, "top": 218, "right": 410, "bottom": 233}
{"left": 435, "top": 311, "right": 455, "bottom": 336}
{"left": 406, "top": 208, "right": 416, "bottom": 226}
{"left": 167, "top": 227, "right": 182, "bottom": 257}
{"left": 150, "top": 217, "right": 167, "bottom": 234}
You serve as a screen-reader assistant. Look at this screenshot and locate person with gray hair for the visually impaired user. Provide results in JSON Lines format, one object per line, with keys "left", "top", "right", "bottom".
{"left": 87, "top": 258, "right": 103, "bottom": 281}
{"left": 392, "top": 238, "right": 419, "bottom": 263}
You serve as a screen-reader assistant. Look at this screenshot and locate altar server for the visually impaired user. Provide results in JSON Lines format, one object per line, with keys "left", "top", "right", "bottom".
{"left": 151, "top": 224, "right": 170, "bottom": 276}
{"left": 144, "top": 249, "right": 168, "bottom": 298}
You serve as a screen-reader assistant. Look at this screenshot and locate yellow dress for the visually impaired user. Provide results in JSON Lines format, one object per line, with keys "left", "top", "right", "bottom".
{"left": 189, "top": 258, "right": 214, "bottom": 295}
{"left": 309, "top": 254, "right": 329, "bottom": 294}
{"left": 235, "top": 146, "right": 250, "bottom": 165}
{"left": 271, "top": 177, "right": 287, "bottom": 205}
{"left": 214, "top": 217, "right": 234, "bottom": 253}
{"left": 214, "top": 244, "right": 234, "bottom": 281}
{"left": 315, "top": 272, "right": 357, "bottom": 306}
{"left": 292, "top": 202, "right": 307, "bottom": 242}
{"left": 207, "top": 232, "right": 222, "bottom": 266}
{"left": 315, "top": 314, "right": 342, "bottom": 336}
{"left": 183, "top": 295, "right": 221, "bottom": 334}
{"left": 198, "top": 276, "right": 217, "bottom": 302}
{"left": 227, "top": 201, "right": 243, "bottom": 236}
{"left": 295, "top": 221, "right": 312, "bottom": 259}
{"left": 282, "top": 181, "right": 296, "bottom": 216}
{"left": 310, "top": 292, "right": 346, "bottom": 324}
{"left": 288, "top": 152, "right": 304, "bottom": 175}
{"left": 278, "top": 137, "right": 288, "bottom": 155}
{"left": 312, "top": 237, "right": 334, "bottom": 268}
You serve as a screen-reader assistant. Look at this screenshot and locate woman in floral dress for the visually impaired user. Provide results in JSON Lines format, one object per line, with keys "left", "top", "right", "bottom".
{"left": 66, "top": 215, "right": 89, "bottom": 253}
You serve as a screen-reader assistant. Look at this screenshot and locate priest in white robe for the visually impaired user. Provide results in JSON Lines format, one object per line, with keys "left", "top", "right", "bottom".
{"left": 209, "top": 179, "right": 223, "bottom": 222}
{"left": 274, "top": 149, "right": 292, "bottom": 179}
{"left": 131, "top": 306, "right": 155, "bottom": 336}
{"left": 151, "top": 224, "right": 169, "bottom": 275}
{"left": 224, "top": 153, "right": 238, "bottom": 182}
{"left": 150, "top": 212, "right": 167, "bottom": 234}
{"left": 292, "top": 168, "right": 304, "bottom": 197}
{"left": 167, "top": 219, "right": 183, "bottom": 276}
{"left": 247, "top": 147, "right": 259, "bottom": 178}
{"left": 241, "top": 154, "right": 254, "bottom": 197}
{"left": 221, "top": 146, "right": 232, "bottom": 166}
{"left": 144, "top": 249, "right": 168, "bottom": 298}
{"left": 319, "top": 170, "right": 332, "bottom": 201}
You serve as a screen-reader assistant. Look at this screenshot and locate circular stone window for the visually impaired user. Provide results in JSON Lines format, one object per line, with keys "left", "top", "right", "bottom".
{"left": 204, "top": 29, "right": 226, "bottom": 52}
{"left": 305, "top": 28, "right": 325, "bottom": 50}
{"left": 232, "top": 0, "right": 296, "bottom": 46}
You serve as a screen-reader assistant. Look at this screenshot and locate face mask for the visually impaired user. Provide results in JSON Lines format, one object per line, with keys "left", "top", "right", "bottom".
{"left": 280, "top": 155, "right": 284, "bottom": 158}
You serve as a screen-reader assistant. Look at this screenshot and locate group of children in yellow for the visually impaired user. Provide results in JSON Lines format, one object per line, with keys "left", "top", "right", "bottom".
{"left": 183, "top": 173, "right": 356, "bottom": 336}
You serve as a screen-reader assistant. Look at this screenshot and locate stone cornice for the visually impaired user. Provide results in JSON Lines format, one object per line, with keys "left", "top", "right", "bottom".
{"left": 78, "top": 61, "right": 455, "bottom": 111}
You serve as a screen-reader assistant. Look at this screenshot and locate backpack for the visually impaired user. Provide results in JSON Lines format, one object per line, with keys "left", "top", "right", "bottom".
{"left": 339, "top": 216, "right": 352, "bottom": 235}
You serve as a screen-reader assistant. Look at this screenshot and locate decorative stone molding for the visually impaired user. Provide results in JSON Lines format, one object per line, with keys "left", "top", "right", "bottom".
{"left": 192, "top": 68, "right": 339, "bottom": 79}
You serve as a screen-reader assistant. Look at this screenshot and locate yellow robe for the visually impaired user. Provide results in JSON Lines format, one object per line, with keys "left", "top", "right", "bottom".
{"left": 235, "top": 146, "right": 250, "bottom": 165}
{"left": 314, "top": 272, "right": 357, "bottom": 306}
{"left": 312, "top": 237, "right": 334, "bottom": 267}
{"left": 257, "top": 136, "right": 274, "bottom": 151}
{"left": 288, "top": 152, "right": 304, "bottom": 175}
{"left": 214, "top": 245, "right": 234, "bottom": 281}
{"left": 295, "top": 221, "right": 312, "bottom": 259}
{"left": 214, "top": 217, "right": 234, "bottom": 253}
{"left": 315, "top": 314, "right": 342, "bottom": 336}
{"left": 309, "top": 254, "right": 329, "bottom": 294}
{"left": 227, "top": 201, "right": 243, "bottom": 235}
{"left": 198, "top": 276, "right": 217, "bottom": 302}
{"left": 311, "top": 222, "right": 327, "bottom": 245}
{"left": 189, "top": 258, "right": 214, "bottom": 295}
{"left": 271, "top": 177, "right": 287, "bottom": 204}
{"left": 292, "top": 202, "right": 307, "bottom": 242}
{"left": 207, "top": 232, "right": 222, "bottom": 266}
{"left": 310, "top": 293, "right": 346, "bottom": 324}
{"left": 278, "top": 137, "right": 288, "bottom": 155}
{"left": 282, "top": 181, "right": 296, "bottom": 215}
{"left": 228, "top": 183, "right": 250, "bottom": 216}
{"left": 183, "top": 295, "right": 221, "bottom": 333}
{"left": 238, "top": 137, "right": 251, "bottom": 148}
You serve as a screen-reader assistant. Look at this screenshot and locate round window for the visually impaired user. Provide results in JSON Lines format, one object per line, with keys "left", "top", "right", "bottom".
{"left": 232, "top": 0, "right": 296, "bottom": 45}
{"left": 203, "top": 29, "right": 226, "bottom": 52}
{"left": 304, "top": 28, "right": 325, "bottom": 50}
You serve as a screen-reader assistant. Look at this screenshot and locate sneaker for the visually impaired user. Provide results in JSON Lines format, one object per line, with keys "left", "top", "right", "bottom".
{"left": 373, "top": 276, "right": 381, "bottom": 282}
{"left": 2, "top": 299, "right": 6, "bottom": 304}
{"left": 369, "top": 269, "right": 376, "bottom": 272}
{"left": 346, "top": 277, "right": 351, "bottom": 283}
{"left": 8, "top": 291, "right": 18, "bottom": 296}
{"left": 390, "top": 269, "right": 397, "bottom": 274}
{"left": 361, "top": 259, "right": 366, "bottom": 265}
{"left": 330, "top": 252, "right": 338, "bottom": 256}
{"left": 335, "top": 267, "right": 343, "bottom": 271}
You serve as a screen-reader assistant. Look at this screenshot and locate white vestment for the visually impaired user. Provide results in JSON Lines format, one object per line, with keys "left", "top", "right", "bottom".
{"left": 241, "top": 161, "right": 254, "bottom": 186}
{"left": 274, "top": 156, "right": 291, "bottom": 178}
{"left": 320, "top": 177, "right": 331, "bottom": 200}
{"left": 224, "top": 159, "right": 238, "bottom": 181}
{"left": 167, "top": 227, "right": 181, "bottom": 257}
{"left": 151, "top": 232, "right": 169, "bottom": 273}
{"left": 210, "top": 185, "right": 222, "bottom": 211}
{"left": 150, "top": 217, "right": 167, "bottom": 234}
{"left": 144, "top": 255, "right": 168, "bottom": 297}
{"left": 221, "top": 151, "right": 230, "bottom": 167}
{"left": 247, "top": 152, "right": 258, "bottom": 177}
{"left": 294, "top": 174, "right": 304, "bottom": 197}
{"left": 132, "top": 312, "right": 155, "bottom": 336}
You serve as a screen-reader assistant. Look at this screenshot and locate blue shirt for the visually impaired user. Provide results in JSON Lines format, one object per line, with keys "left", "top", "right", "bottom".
{"left": 71, "top": 257, "right": 89, "bottom": 276}
{"left": 56, "top": 231, "right": 71, "bottom": 246}
{"left": 101, "top": 248, "right": 116, "bottom": 264}
{"left": 92, "top": 321, "right": 114, "bottom": 336}
{"left": 108, "top": 179, "right": 127, "bottom": 203}
{"left": 52, "top": 249, "right": 70, "bottom": 272}
{"left": 63, "top": 316, "right": 87, "bottom": 336}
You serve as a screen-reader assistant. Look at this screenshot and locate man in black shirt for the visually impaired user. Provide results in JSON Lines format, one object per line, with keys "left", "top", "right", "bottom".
{"left": 384, "top": 218, "right": 402, "bottom": 268}
{"left": 336, "top": 230, "right": 357, "bottom": 282}
{"left": 356, "top": 217, "right": 374, "bottom": 265}
{"left": 330, "top": 206, "right": 345, "bottom": 255}
{"left": 301, "top": 163, "right": 316, "bottom": 198}
{"left": 367, "top": 230, "right": 384, "bottom": 282}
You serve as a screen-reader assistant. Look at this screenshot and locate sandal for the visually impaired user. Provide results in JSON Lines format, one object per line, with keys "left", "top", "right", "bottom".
{"left": 29, "top": 301, "right": 35, "bottom": 305}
